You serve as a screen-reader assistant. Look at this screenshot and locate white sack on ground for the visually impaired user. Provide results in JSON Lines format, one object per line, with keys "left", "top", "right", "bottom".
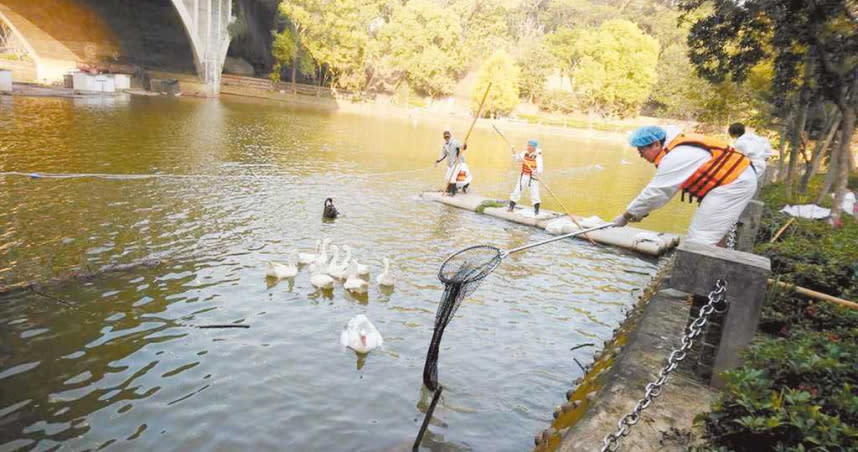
{"left": 780, "top": 204, "right": 830, "bottom": 219}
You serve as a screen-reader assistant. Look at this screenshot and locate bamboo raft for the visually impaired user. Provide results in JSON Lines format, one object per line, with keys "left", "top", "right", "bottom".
{"left": 420, "top": 191, "right": 680, "bottom": 257}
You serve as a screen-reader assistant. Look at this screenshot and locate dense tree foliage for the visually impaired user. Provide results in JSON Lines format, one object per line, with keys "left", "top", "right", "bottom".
{"left": 378, "top": 0, "right": 465, "bottom": 97}
{"left": 472, "top": 50, "right": 520, "bottom": 117}
{"left": 570, "top": 20, "right": 659, "bottom": 117}
{"left": 679, "top": 0, "right": 857, "bottom": 221}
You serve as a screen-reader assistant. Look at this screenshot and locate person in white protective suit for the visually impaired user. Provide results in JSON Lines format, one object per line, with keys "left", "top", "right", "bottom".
{"left": 729, "top": 122, "right": 772, "bottom": 182}
{"left": 508, "top": 139, "right": 544, "bottom": 215}
{"left": 434, "top": 127, "right": 472, "bottom": 196}
{"left": 611, "top": 125, "right": 758, "bottom": 246}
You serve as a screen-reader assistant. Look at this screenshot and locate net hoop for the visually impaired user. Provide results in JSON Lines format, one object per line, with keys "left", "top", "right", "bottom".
{"left": 438, "top": 245, "right": 502, "bottom": 284}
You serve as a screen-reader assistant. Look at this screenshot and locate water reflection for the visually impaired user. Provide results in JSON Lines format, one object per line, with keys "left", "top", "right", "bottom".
{"left": 0, "top": 95, "right": 669, "bottom": 451}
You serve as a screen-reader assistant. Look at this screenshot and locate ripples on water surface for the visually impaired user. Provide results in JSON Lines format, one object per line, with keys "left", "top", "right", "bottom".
{"left": 0, "top": 95, "right": 687, "bottom": 451}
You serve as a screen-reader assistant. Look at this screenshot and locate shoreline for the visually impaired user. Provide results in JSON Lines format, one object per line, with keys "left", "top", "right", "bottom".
{"left": 534, "top": 259, "right": 716, "bottom": 451}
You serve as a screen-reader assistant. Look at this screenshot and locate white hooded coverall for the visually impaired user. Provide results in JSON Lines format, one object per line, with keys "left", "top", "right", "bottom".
{"left": 626, "top": 127, "right": 758, "bottom": 245}
{"left": 510, "top": 149, "right": 543, "bottom": 205}
{"left": 733, "top": 132, "right": 772, "bottom": 182}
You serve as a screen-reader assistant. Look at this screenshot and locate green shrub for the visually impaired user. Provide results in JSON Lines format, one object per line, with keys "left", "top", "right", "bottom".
{"left": 700, "top": 332, "right": 858, "bottom": 451}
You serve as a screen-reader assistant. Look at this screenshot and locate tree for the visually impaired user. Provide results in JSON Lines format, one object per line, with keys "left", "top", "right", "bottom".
{"left": 472, "top": 50, "right": 520, "bottom": 117}
{"left": 379, "top": 0, "right": 465, "bottom": 97}
{"left": 514, "top": 34, "right": 555, "bottom": 103}
{"left": 570, "top": 20, "right": 659, "bottom": 116}
{"left": 538, "top": 0, "right": 616, "bottom": 32}
{"left": 546, "top": 27, "right": 582, "bottom": 85}
{"left": 278, "top": 0, "right": 382, "bottom": 92}
{"left": 680, "top": 0, "right": 857, "bottom": 223}
{"left": 271, "top": 25, "right": 314, "bottom": 91}
{"left": 451, "top": 0, "right": 511, "bottom": 61}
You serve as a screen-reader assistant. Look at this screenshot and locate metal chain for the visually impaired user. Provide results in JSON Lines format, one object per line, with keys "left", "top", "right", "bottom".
{"left": 600, "top": 279, "right": 728, "bottom": 452}
{"left": 726, "top": 224, "right": 738, "bottom": 250}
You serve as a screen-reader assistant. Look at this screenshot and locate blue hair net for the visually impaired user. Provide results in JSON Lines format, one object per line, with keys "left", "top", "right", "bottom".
{"left": 527, "top": 139, "right": 538, "bottom": 147}
{"left": 629, "top": 126, "right": 666, "bottom": 147}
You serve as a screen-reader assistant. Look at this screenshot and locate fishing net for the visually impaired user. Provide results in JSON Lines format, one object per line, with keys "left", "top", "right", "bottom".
{"left": 422, "top": 245, "right": 503, "bottom": 391}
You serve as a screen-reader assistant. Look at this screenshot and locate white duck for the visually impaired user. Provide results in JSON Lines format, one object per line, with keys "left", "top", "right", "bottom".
{"left": 340, "top": 314, "right": 383, "bottom": 354}
{"left": 314, "top": 238, "right": 333, "bottom": 267}
{"left": 341, "top": 246, "right": 370, "bottom": 275}
{"left": 266, "top": 255, "right": 298, "bottom": 279}
{"left": 326, "top": 245, "right": 349, "bottom": 279}
{"left": 309, "top": 263, "right": 334, "bottom": 289}
{"left": 343, "top": 260, "right": 369, "bottom": 294}
{"left": 298, "top": 240, "right": 320, "bottom": 265}
{"left": 376, "top": 258, "right": 395, "bottom": 287}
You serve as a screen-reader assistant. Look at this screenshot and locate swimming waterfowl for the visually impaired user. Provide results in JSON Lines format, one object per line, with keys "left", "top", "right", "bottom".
{"left": 343, "top": 260, "right": 369, "bottom": 294}
{"left": 266, "top": 257, "right": 298, "bottom": 279}
{"left": 309, "top": 263, "right": 335, "bottom": 289}
{"left": 342, "top": 245, "right": 369, "bottom": 275}
{"left": 376, "top": 258, "right": 395, "bottom": 287}
{"left": 315, "top": 238, "right": 332, "bottom": 267}
{"left": 340, "top": 314, "right": 383, "bottom": 353}
{"left": 323, "top": 198, "right": 339, "bottom": 219}
{"left": 326, "top": 245, "right": 349, "bottom": 279}
{"left": 298, "top": 240, "right": 320, "bottom": 265}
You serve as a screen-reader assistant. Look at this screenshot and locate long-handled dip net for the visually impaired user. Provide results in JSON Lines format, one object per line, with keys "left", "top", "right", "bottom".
{"left": 413, "top": 222, "right": 616, "bottom": 450}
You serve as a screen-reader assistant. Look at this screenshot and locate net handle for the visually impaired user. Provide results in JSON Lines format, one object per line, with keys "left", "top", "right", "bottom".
{"left": 502, "top": 222, "right": 616, "bottom": 257}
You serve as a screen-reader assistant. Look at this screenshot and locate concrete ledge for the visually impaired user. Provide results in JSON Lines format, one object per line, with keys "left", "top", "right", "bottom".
{"left": 671, "top": 241, "right": 770, "bottom": 296}
{"left": 670, "top": 241, "right": 771, "bottom": 387}
{"left": 551, "top": 271, "right": 716, "bottom": 451}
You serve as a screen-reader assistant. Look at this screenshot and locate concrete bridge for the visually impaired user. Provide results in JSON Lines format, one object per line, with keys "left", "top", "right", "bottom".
{"left": 0, "top": 0, "right": 232, "bottom": 95}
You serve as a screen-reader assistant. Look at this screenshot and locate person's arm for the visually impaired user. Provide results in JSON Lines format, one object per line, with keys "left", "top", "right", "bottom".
{"left": 624, "top": 147, "right": 711, "bottom": 218}
{"left": 535, "top": 154, "right": 544, "bottom": 176}
{"left": 436, "top": 145, "right": 447, "bottom": 164}
{"left": 512, "top": 151, "right": 524, "bottom": 162}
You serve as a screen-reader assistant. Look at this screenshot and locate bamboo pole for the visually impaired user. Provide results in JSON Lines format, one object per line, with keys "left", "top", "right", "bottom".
{"left": 769, "top": 217, "right": 796, "bottom": 243}
{"left": 536, "top": 179, "right": 597, "bottom": 245}
{"left": 445, "top": 83, "right": 492, "bottom": 187}
{"left": 769, "top": 279, "right": 858, "bottom": 310}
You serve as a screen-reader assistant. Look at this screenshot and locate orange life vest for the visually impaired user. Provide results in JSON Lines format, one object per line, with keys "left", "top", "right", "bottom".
{"left": 521, "top": 152, "right": 539, "bottom": 176}
{"left": 654, "top": 133, "right": 750, "bottom": 203}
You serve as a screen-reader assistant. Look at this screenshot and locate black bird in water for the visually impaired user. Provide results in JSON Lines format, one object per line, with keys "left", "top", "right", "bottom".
{"left": 323, "top": 198, "right": 339, "bottom": 219}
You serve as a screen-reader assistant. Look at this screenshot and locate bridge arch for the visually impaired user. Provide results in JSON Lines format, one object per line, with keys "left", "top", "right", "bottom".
{"left": 0, "top": 0, "right": 230, "bottom": 95}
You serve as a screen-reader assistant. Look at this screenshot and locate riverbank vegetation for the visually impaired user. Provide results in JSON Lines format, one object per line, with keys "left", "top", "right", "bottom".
{"left": 228, "top": 0, "right": 856, "bottom": 219}
{"left": 696, "top": 177, "right": 858, "bottom": 451}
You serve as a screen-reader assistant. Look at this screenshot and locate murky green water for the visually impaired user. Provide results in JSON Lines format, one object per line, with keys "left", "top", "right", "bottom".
{"left": 0, "top": 95, "right": 689, "bottom": 451}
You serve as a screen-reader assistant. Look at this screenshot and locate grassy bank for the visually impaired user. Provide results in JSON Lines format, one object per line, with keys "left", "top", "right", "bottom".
{"left": 697, "top": 176, "right": 858, "bottom": 451}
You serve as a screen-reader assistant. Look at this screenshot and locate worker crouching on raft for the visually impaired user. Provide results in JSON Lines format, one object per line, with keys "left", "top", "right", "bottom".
{"left": 612, "top": 125, "right": 757, "bottom": 246}
{"left": 508, "top": 139, "right": 544, "bottom": 215}
{"left": 435, "top": 128, "right": 472, "bottom": 196}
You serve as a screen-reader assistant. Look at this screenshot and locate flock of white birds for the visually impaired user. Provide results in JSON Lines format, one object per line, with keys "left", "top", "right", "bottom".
{"left": 266, "top": 238, "right": 393, "bottom": 354}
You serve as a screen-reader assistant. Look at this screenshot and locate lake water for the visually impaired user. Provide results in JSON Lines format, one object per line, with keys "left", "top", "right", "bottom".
{"left": 0, "top": 95, "right": 691, "bottom": 451}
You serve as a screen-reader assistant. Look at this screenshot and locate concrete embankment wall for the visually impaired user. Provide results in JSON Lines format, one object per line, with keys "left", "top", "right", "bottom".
{"left": 533, "top": 262, "right": 716, "bottom": 451}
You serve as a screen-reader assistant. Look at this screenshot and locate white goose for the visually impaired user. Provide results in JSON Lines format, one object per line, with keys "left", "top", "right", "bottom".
{"left": 326, "top": 245, "right": 349, "bottom": 279}
{"left": 343, "top": 260, "right": 369, "bottom": 294}
{"left": 266, "top": 255, "right": 298, "bottom": 279}
{"left": 340, "top": 314, "right": 383, "bottom": 354}
{"left": 314, "top": 238, "right": 333, "bottom": 267}
{"left": 341, "top": 246, "right": 369, "bottom": 275}
{"left": 298, "top": 240, "right": 320, "bottom": 265}
{"left": 309, "top": 263, "right": 334, "bottom": 289}
{"left": 376, "top": 258, "right": 395, "bottom": 287}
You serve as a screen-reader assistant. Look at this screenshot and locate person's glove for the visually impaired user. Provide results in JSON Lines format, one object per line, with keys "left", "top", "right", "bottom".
{"left": 612, "top": 213, "right": 629, "bottom": 227}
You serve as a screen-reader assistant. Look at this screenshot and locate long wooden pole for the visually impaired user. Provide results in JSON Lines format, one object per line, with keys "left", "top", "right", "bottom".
{"left": 769, "top": 279, "right": 858, "bottom": 310}
{"left": 445, "top": 83, "right": 492, "bottom": 186}
{"left": 536, "top": 179, "right": 597, "bottom": 245}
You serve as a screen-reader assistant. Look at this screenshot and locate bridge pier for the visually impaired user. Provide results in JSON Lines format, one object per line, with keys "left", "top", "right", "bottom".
{"left": 172, "top": 0, "right": 231, "bottom": 96}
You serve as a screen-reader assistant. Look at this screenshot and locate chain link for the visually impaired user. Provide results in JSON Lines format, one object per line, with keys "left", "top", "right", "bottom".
{"left": 726, "top": 224, "right": 738, "bottom": 250}
{"left": 600, "top": 279, "right": 728, "bottom": 452}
